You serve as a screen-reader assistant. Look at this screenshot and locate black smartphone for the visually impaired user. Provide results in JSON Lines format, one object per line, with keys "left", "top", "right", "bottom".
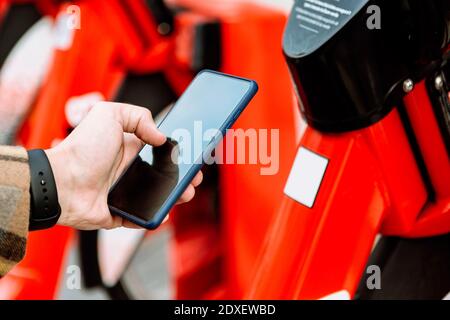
{"left": 108, "top": 70, "right": 258, "bottom": 229}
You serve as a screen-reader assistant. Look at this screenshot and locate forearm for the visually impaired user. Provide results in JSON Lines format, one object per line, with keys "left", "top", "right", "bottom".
{"left": 0, "top": 146, "right": 30, "bottom": 277}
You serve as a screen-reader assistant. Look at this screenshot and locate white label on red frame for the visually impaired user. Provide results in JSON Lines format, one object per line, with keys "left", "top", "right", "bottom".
{"left": 284, "top": 147, "right": 329, "bottom": 208}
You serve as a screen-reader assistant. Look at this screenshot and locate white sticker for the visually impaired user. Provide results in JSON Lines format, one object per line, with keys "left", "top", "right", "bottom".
{"left": 284, "top": 147, "right": 328, "bottom": 208}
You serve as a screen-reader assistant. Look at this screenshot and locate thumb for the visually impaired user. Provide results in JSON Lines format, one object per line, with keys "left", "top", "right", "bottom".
{"left": 108, "top": 102, "right": 166, "bottom": 146}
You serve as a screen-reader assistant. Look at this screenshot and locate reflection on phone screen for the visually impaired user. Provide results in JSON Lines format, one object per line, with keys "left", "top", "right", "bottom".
{"left": 108, "top": 139, "right": 180, "bottom": 221}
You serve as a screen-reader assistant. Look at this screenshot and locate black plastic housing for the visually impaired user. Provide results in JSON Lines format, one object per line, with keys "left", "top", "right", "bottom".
{"left": 284, "top": 0, "right": 450, "bottom": 132}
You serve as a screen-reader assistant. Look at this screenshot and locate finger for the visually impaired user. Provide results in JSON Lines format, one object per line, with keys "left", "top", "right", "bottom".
{"left": 107, "top": 102, "right": 166, "bottom": 146}
{"left": 178, "top": 184, "right": 195, "bottom": 204}
{"left": 104, "top": 215, "right": 124, "bottom": 230}
{"left": 105, "top": 203, "right": 143, "bottom": 229}
{"left": 122, "top": 220, "right": 144, "bottom": 229}
{"left": 191, "top": 171, "right": 203, "bottom": 187}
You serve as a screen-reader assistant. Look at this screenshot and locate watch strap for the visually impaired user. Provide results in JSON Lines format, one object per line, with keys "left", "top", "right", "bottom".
{"left": 28, "top": 149, "right": 61, "bottom": 231}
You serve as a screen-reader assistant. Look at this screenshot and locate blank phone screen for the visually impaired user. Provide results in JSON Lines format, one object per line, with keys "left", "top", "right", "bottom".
{"left": 108, "top": 71, "right": 254, "bottom": 223}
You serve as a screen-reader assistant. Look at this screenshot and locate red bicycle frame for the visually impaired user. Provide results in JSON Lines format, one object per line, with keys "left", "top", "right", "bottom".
{"left": 247, "top": 0, "right": 450, "bottom": 299}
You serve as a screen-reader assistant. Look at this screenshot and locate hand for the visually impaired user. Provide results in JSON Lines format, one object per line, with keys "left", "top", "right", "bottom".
{"left": 45, "top": 102, "right": 203, "bottom": 230}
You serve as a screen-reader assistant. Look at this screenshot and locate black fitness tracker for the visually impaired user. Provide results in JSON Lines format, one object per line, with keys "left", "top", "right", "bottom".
{"left": 28, "top": 149, "right": 61, "bottom": 231}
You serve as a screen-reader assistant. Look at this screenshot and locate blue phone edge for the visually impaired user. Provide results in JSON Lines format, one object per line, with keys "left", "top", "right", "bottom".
{"left": 109, "top": 70, "right": 258, "bottom": 229}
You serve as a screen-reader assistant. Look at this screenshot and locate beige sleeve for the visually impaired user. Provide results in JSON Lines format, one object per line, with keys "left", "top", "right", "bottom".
{"left": 0, "top": 146, "right": 30, "bottom": 277}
